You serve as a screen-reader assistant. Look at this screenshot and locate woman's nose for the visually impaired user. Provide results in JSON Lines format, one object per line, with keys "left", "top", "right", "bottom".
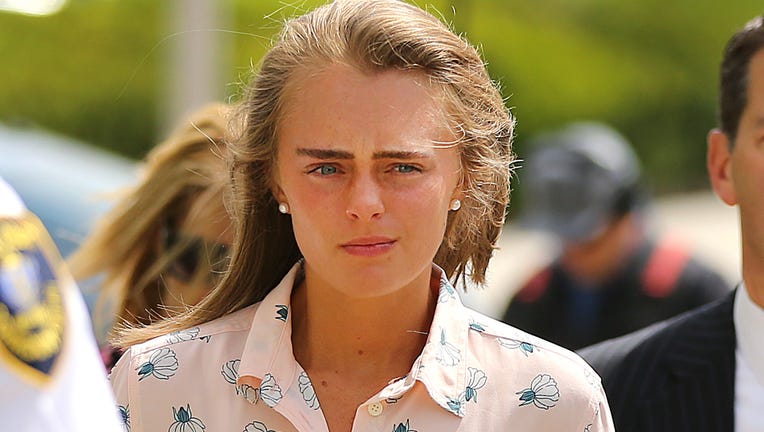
{"left": 344, "top": 174, "right": 384, "bottom": 221}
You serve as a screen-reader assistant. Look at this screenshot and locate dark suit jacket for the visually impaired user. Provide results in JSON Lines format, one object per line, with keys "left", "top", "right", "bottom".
{"left": 578, "top": 290, "right": 737, "bottom": 432}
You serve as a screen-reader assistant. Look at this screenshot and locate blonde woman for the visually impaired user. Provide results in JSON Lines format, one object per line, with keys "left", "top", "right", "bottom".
{"left": 110, "top": 1, "right": 614, "bottom": 431}
{"left": 69, "top": 103, "right": 233, "bottom": 368}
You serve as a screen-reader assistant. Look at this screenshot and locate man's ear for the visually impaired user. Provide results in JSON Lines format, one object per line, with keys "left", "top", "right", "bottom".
{"left": 707, "top": 129, "right": 737, "bottom": 206}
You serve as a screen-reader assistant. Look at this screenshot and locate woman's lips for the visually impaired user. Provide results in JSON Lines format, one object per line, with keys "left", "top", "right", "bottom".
{"left": 341, "top": 237, "right": 396, "bottom": 257}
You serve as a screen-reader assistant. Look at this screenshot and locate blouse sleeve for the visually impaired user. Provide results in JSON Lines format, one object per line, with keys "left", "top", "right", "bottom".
{"left": 109, "top": 347, "right": 134, "bottom": 431}
{"left": 589, "top": 383, "right": 615, "bottom": 432}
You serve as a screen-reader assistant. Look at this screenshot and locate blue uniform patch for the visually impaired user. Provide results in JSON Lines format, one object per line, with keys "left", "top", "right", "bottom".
{"left": 0, "top": 214, "right": 65, "bottom": 384}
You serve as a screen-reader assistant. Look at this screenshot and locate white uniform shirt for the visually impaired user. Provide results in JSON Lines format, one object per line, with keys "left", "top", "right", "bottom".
{"left": 734, "top": 284, "right": 764, "bottom": 432}
{"left": 0, "top": 178, "right": 122, "bottom": 431}
{"left": 112, "top": 263, "right": 614, "bottom": 432}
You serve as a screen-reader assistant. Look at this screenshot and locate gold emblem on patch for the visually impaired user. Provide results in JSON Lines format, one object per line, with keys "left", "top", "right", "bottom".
{"left": 0, "top": 214, "right": 65, "bottom": 385}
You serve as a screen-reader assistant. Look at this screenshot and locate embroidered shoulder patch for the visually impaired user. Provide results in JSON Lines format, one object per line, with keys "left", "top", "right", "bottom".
{"left": 0, "top": 213, "right": 65, "bottom": 385}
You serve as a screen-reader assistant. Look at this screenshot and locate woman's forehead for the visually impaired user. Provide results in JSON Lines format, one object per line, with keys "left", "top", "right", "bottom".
{"left": 281, "top": 63, "right": 448, "bottom": 116}
{"left": 276, "top": 65, "right": 453, "bottom": 146}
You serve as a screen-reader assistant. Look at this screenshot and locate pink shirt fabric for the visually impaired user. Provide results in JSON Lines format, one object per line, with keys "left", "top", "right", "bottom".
{"left": 111, "top": 264, "right": 614, "bottom": 432}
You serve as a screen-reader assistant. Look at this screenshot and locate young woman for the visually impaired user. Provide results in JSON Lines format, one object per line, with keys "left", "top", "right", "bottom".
{"left": 110, "top": 2, "right": 614, "bottom": 431}
{"left": 69, "top": 103, "right": 233, "bottom": 369}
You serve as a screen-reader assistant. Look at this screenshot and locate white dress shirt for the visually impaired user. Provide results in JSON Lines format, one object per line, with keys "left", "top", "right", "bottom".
{"left": 734, "top": 283, "right": 764, "bottom": 432}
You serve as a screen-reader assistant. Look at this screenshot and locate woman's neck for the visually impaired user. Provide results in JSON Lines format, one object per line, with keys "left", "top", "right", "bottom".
{"left": 290, "top": 265, "right": 437, "bottom": 379}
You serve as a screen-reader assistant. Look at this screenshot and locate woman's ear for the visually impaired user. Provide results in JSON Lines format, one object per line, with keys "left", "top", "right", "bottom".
{"left": 272, "top": 184, "right": 287, "bottom": 204}
{"left": 707, "top": 129, "right": 737, "bottom": 206}
{"left": 271, "top": 180, "right": 291, "bottom": 214}
{"left": 452, "top": 170, "right": 467, "bottom": 202}
{"left": 269, "top": 171, "right": 287, "bottom": 203}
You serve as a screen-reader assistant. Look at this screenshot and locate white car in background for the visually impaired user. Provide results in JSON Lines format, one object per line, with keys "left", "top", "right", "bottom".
{"left": 0, "top": 124, "right": 136, "bottom": 258}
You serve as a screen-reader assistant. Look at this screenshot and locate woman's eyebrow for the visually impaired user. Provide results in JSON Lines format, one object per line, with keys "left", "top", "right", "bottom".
{"left": 295, "top": 148, "right": 431, "bottom": 160}
{"left": 296, "top": 148, "right": 353, "bottom": 159}
{"left": 372, "top": 150, "right": 431, "bottom": 160}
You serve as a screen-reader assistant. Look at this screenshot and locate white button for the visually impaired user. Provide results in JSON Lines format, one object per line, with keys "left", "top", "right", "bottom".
{"left": 367, "top": 402, "right": 384, "bottom": 417}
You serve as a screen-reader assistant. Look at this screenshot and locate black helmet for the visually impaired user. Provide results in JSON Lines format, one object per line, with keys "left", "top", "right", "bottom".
{"left": 521, "top": 122, "right": 643, "bottom": 242}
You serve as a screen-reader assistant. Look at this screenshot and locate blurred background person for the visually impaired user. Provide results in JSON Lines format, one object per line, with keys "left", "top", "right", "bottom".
{"left": 68, "top": 103, "right": 234, "bottom": 369}
{"left": 501, "top": 122, "right": 729, "bottom": 349}
{"left": 0, "top": 177, "right": 121, "bottom": 431}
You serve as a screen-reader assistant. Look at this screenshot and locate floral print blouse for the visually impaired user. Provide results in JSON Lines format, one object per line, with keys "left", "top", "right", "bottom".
{"left": 110, "top": 264, "right": 614, "bottom": 432}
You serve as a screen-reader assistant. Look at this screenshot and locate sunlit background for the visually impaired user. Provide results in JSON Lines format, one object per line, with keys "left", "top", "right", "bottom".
{"left": 1, "top": 0, "right": 758, "bottom": 315}
{"left": 2, "top": 0, "right": 760, "bottom": 190}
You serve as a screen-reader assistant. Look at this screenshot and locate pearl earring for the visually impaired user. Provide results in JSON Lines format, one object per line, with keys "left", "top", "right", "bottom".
{"left": 278, "top": 203, "right": 289, "bottom": 214}
{"left": 449, "top": 199, "right": 461, "bottom": 211}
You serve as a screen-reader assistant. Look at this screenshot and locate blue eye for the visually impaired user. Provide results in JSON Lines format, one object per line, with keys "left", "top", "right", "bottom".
{"left": 310, "top": 165, "right": 337, "bottom": 175}
{"left": 394, "top": 164, "right": 419, "bottom": 174}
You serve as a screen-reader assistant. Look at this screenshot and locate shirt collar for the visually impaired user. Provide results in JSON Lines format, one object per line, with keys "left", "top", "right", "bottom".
{"left": 734, "top": 283, "right": 764, "bottom": 386}
{"left": 236, "top": 262, "right": 470, "bottom": 417}
{"left": 237, "top": 263, "right": 301, "bottom": 393}
{"left": 413, "top": 265, "right": 470, "bottom": 417}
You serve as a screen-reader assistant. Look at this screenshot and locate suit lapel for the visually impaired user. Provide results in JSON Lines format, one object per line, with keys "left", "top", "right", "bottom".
{"left": 641, "top": 290, "right": 737, "bottom": 431}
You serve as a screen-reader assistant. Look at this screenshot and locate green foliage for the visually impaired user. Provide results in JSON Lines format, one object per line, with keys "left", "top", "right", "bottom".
{"left": 0, "top": 0, "right": 161, "bottom": 158}
{"left": 1, "top": 0, "right": 761, "bottom": 193}
{"left": 438, "top": 0, "right": 760, "bottom": 193}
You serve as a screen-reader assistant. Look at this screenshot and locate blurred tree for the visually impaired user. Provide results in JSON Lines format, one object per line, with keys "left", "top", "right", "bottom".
{"left": 0, "top": 0, "right": 760, "bottom": 195}
{"left": 0, "top": 0, "right": 161, "bottom": 158}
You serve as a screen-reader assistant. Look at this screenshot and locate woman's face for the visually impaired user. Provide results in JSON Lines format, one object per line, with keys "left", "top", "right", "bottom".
{"left": 162, "top": 192, "right": 233, "bottom": 309}
{"left": 274, "top": 64, "right": 462, "bottom": 298}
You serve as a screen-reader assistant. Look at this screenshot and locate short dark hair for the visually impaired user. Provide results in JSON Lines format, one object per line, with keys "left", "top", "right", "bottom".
{"left": 719, "top": 14, "right": 764, "bottom": 143}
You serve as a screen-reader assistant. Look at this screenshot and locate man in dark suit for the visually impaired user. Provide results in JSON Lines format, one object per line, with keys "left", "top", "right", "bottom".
{"left": 579, "top": 14, "right": 764, "bottom": 432}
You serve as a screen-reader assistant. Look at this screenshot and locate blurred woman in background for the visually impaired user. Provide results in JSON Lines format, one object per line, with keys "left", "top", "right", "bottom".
{"left": 68, "top": 103, "right": 234, "bottom": 369}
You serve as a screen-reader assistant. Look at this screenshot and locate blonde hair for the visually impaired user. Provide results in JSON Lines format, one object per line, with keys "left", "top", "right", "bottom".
{"left": 115, "top": 0, "right": 514, "bottom": 347}
{"left": 69, "top": 103, "right": 232, "bottom": 337}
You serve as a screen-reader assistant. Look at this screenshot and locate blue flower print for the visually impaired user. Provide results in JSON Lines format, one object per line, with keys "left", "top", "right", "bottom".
{"left": 392, "top": 419, "right": 418, "bottom": 432}
{"left": 468, "top": 320, "right": 485, "bottom": 333}
{"left": 464, "top": 367, "right": 487, "bottom": 403}
{"left": 498, "top": 338, "right": 535, "bottom": 356}
{"left": 259, "top": 373, "right": 283, "bottom": 407}
{"left": 275, "top": 304, "right": 288, "bottom": 322}
{"left": 221, "top": 359, "right": 240, "bottom": 386}
{"left": 137, "top": 347, "right": 179, "bottom": 381}
{"left": 243, "top": 421, "right": 276, "bottom": 432}
{"left": 446, "top": 397, "right": 464, "bottom": 416}
{"left": 166, "top": 327, "right": 200, "bottom": 344}
{"left": 298, "top": 371, "right": 320, "bottom": 410}
{"left": 435, "top": 329, "right": 461, "bottom": 366}
{"left": 169, "top": 405, "right": 206, "bottom": 432}
{"left": 447, "top": 367, "right": 487, "bottom": 415}
{"left": 516, "top": 374, "right": 560, "bottom": 410}
{"left": 437, "top": 283, "right": 456, "bottom": 303}
{"left": 118, "top": 405, "right": 130, "bottom": 432}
